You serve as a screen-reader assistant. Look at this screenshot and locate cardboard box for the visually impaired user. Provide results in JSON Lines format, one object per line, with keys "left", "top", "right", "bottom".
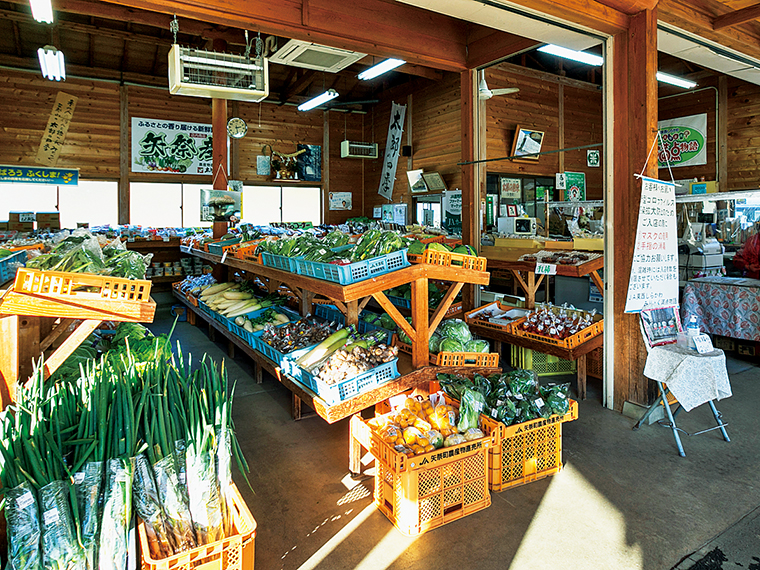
{"left": 9, "top": 212, "right": 35, "bottom": 223}
{"left": 37, "top": 220, "right": 61, "bottom": 230}
{"left": 690, "top": 181, "right": 717, "bottom": 194}
{"left": 8, "top": 221, "right": 34, "bottom": 232}
{"left": 35, "top": 212, "right": 60, "bottom": 223}
{"left": 0, "top": 221, "right": 8, "bottom": 230}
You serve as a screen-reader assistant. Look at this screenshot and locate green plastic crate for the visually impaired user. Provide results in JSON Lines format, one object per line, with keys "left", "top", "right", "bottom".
{"left": 510, "top": 346, "right": 576, "bottom": 377}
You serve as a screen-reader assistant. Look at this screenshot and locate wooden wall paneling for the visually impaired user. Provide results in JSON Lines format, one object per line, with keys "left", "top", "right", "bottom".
{"left": 658, "top": 83, "right": 719, "bottom": 183}
{"left": 558, "top": 83, "right": 565, "bottom": 174}
{"left": 460, "top": 68, "right": 476, "bottom": 311}
{"left": 725, "top": 77, "right": 760, "bottom": 191}
{"left": 0, "top": 72, "right": 121, "bottom": 178}
{"left": 325, "top": 111, "right": 371, "bottom": 224}
{"left": 564, "top": 86, "right": 604, "bottom": 199}
{"left": 719, "top": 76, "right": 728, "bottom": 193}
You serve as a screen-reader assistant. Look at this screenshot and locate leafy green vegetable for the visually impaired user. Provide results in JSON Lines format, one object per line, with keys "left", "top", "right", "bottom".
{"left": 439, "top": 338, "right": 464, "bottom": 352}
{"left": 439, "top": 319, "right": 473, "bottom": 344}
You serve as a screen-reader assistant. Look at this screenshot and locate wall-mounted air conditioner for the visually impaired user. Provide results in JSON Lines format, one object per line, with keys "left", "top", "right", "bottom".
{"left": 269, "top": 39, "right": 366, "bottom": 73}
{"left": 341, "top": 140, "right": 379, "bottom": 159}
{"left": 168, "top": 44, "right": 269, "bottom": 102}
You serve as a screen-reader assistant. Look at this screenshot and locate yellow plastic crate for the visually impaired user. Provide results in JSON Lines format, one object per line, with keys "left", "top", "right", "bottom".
{"left": 374, "top": 442, "right": 491, "bottom": 536}
{"left": 138, "top": 483, "right": 255, "bottom": 570}
{"left": 481, "top": 401, "right": 578, "bottom": 492}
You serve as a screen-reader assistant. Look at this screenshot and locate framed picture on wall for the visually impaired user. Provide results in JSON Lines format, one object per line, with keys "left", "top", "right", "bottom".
{"left": 510, "top": 126, "right": 544, "bottom": 162}
{"left": 506, "top": 204, "right": 518, "bottom": 217}
{"left": 422, "top": 172, "right": 447, "bottom": 192}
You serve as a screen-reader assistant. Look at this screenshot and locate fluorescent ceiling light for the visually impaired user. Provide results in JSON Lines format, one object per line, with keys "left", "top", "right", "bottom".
{"left": 38, "top": 45, "right": 65, "bottom": 81}
{"left": 358, "top": 58, "right": 405, "bottom": 80}
{"left": 298, "top": 89, "right": 339, "bottom": 111}
{"left": 181, "top": 54, "right": 263, "bottom": 72}
{"left": 30, "top": 0, "right": 53, "bottom": 23}
{"left": 656, "top": 71, "right": 697, "bottom": 89}
{"left": 537, "top": 44, "right": 604, "bottom": 66}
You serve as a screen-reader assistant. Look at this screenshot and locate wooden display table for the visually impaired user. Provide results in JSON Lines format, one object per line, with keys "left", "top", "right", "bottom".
{"left": 180, "top": 247, "right": 489, "bottom": 369}
{"left": 468, "top": 321, "right": 602, "bottom": 400}
{"left": 173, "top": 289, "right": 498, "bottom": 424}
{"left": 481, "top": 246, "right": 604, "bottom": 309}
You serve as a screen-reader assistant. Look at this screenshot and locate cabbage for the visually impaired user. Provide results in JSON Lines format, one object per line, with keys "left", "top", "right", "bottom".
{"left": 439, "top": 339, "right": 464, "bottom": 353}
{"left": 465, "top": 339, "right": 490, "bottom": 353}
{"left": 439, "top": 319, "right": 472, "bottom": 344}
{"left": 429, "top": 333, "right": 441, "bottom": 353}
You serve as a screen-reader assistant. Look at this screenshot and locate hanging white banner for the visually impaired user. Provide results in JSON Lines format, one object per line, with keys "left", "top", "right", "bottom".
{"left": 658, "top": 113, "right": 707, "bottom": 168}
{"left": 624, "top": 176, "right": 680, "bottom": 313}
{"left": 377, "top": 102, "right": 406, "bottom": 200}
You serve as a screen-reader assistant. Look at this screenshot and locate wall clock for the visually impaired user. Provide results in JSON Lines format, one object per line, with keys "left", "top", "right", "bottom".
{"left": 227, "top": 117, "right": 248, "bottom": 139}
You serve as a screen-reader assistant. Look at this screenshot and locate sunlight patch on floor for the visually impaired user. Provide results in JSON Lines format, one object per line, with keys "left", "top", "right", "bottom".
{"left": 350, "top": 525, "right": 418, "bottom": 570}
{"left": 295, "top": 504, "right": 376, "bottom": 570}
{"left": 507, "top": 462, "right": 643, "bottom": 570}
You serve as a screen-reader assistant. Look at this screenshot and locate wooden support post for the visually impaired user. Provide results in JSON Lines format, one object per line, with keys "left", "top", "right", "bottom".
{"left": 346, "top": 300, "right": 359, "bottom": 326}
{"left": 577, "top": 354, "right": 587, "bottom": 400}
{"left": 43, "top": 320, "right": 101, "bottom": 380}
{"left": 118, "top": 85, "right": 129, "bottom": 225}
{"left": 410, "top": 277, "right": 429, "bottom": 368}
{"left": 460, "top": 69, "right": 477, "bottom": 312}
{"left": 611, "top": 8, "right": 658, "bottom": 410}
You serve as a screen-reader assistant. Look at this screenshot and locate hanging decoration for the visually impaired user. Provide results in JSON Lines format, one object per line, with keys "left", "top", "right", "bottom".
{"left": 269, "top": 147, "right": 306, "bottom": 180}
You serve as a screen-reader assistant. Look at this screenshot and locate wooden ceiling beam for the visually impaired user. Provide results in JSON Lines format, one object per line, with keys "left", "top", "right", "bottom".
{"left": 659, "top": 1, "right": 760, "bottom": 63}
{"left": 278, "top": 69, "right": 318, "bottom": 104}
{"left": 93, "top": 0, "right": 471, "bottom": 71}
{"left": 713, "top": 3, "right": 760, "bottom": 30}
{"left": 466, "top": 32, "right": 540, "bottom": 70}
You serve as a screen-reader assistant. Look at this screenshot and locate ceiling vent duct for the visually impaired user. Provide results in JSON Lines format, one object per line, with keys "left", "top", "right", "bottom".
{"left": 168, "top": 44, "right": 269, "bottom": 102}
{"left": 341, "top": 140, "right": 378, "bottom": 159}
{"left": 269, "top": 39, "right": 366, "bottom": 73}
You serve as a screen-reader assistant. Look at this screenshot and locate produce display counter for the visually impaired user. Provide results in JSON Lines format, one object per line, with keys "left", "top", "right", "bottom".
{"left": 173, "top": 289, "right": 497, "bottom": 425}
{"left": 180, "top": 246, "right": 490, "bottom": 369}
{"left": 467, "top": 321, "right": 602, "bottom": 400}
{"left": 481, "top": 246, "right": 604, "bottom": 309}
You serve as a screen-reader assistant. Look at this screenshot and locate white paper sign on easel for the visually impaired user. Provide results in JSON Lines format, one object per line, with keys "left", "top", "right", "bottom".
{"left": 624, "top": 176, "right": 679, "bottom": 313}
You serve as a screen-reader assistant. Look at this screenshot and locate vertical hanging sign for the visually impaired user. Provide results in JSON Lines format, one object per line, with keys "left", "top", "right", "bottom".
{"left": 377, "top": 102, "right": 406, "bottom": 200}
{"left": 624, "top": 176, "right": 679, "bottom": 313}
{"left": 36, "top": 92, "right": 78, "bottom": 167}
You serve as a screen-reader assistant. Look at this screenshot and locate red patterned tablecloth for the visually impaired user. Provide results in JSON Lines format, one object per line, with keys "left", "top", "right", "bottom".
{"left": 682, "top": 277, "right": 760, "bottom": 341}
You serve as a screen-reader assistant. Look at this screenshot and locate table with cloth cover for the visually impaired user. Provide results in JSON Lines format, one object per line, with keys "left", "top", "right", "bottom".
{"left": 634, "top": 343, "right": 732, "bottom": 456}
{"left": 682, "top": 276, "right": 760, "bottom": 341}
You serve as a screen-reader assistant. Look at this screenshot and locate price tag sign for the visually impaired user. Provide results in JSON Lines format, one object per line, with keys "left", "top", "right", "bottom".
{"left": 535, "top": 263, "right": 557, "bottom": 275}
{"left": 19, "top": 213, "right": 35, "bottom": 222}
{"left": 693, "top": 334, "right": 714, "bottom": 354}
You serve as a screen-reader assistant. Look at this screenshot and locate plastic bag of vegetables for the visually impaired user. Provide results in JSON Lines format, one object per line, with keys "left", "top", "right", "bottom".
{"left": 465, "top": 339, "right": 490, "bottom": 353}
{"left": 508, "top": 369, "right": 538, "bottom": 397}
{"left": 540, "top": 383, "right": 571, "bottom": 416}
{"left": 457, "top": 387, "right": 485, "bottom": 432}
{"left": 4, "top": 481, "right": 41, "bottom": 570}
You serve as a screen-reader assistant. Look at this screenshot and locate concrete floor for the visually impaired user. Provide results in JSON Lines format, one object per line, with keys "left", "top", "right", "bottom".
{"left": 152, "top": 294, "right": 760, "bottom": 570}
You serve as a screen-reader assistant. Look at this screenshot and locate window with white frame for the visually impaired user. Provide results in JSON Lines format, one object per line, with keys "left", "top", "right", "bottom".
{"left": 241, "top": 185, "right": 321, "bottom": 225}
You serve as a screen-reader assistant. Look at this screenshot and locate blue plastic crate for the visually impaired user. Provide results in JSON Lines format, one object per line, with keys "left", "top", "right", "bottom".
{"left": 294, "top": 249, "right": 409, "bottom": 285}
{"left": 0, "top": 250, "right": 27, "bottom": 284}
{"left": 297, "top": 359, "right": 400, "bottom": 405}
{"left": 254, "top": 336, "right": 316, "bottom": 369}
{"left": 261, "top": 252, "right": 300, "bottom": 273}
{"left": 198, "top": 300, "right": 212, "bottom": 315}
{"left": 314, "top": 305, "right": 395, "bottom": 344}
{"left": 386, "top": 294, "right": 411, "bottom": 309}
{"left": 207, "top": 237, "right": 243, "bottom": 256}
{"left": 227, "top": 307, "right": 301, "bottom": 346}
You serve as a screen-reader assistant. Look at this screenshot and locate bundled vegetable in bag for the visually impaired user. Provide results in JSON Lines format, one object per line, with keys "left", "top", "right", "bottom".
{"left": 98, "top": 458, "right": 134, "bottom": 570}
{"left": 40, "top": 479, "right": 84, "bottom": 570}
{"left": 133, "top": 454, "right": 174, "bottom": 560}
{"left": 457, "top": 387, "right": 486, "bottom": 433}
{"left": 4, "top": 481, "right": 41, "bottom": 570}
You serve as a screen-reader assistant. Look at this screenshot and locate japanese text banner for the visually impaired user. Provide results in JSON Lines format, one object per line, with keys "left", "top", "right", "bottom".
{"left": 131, "top": 117, "right": 212, "bottom": 175}
{"left": 35, "top": 92, "right": 77, "bottom": 167}
{"left": 377, "top": 102, "right": 406, "bottom": 200}
{"left": 625, "top": 176, "right": 679, "bottom": 313}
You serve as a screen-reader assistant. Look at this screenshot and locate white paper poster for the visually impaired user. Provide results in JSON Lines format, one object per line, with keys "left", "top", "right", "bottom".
{"left": 329, "top": 192, "right": 352, "bottom": 210}
{"left": 658, "top": 113, "right": 707, "bottom": 168}
{"left": 377, "top": 102, "right": 406, "bottom": 200}
{"left": 131, "top": 117, "right": 213, "bottom": 174}
{"left": 624, "top": 176, "right": 679, "bottom": 313}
